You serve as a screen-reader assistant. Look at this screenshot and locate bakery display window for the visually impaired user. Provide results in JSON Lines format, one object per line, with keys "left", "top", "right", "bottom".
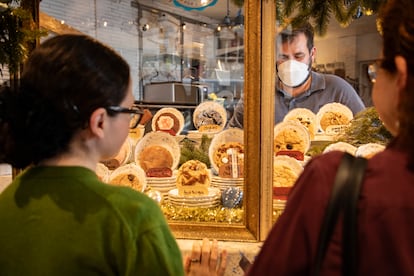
{"left": 37, "top": 0, "right": 274, "bottom": 242}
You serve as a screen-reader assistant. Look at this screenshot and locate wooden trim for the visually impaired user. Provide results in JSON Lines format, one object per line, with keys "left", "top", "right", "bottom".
{"left": 39, "top": 11, "right": 82, "bottom": 35}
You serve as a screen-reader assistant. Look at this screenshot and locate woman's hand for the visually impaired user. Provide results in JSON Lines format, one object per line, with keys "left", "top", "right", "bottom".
{"left": 184, "top": 238, "right": 228, "bottom": 276}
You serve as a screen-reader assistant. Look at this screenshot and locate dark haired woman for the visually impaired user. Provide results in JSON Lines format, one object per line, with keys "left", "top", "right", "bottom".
{"left": 0, "top": 34, "right": 227, "bottom": 275}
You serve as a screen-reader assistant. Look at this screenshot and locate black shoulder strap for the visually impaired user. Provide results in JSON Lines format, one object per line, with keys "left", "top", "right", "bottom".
{"left": 342, "top": 155, "right": 367, "bottom": 275}
{"left": 313, "top": 152, "right": 367, "bottom": 276}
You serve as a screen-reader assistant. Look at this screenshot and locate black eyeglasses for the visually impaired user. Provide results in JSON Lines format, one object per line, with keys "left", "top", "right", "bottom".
{"left": 106, "top": 106, "right": 143, "bottom": 129}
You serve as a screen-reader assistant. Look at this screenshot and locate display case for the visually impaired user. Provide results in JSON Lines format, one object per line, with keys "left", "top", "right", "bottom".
{"left": 37, "top": 0, "right": 275, "bottom": 242}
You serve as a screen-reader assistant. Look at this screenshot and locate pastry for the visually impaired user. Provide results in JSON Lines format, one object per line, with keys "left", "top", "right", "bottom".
{"left": 355, "top": 143, "right": 385, "bottom": 158}
{"left": 284, "top": 108, "right": 317, "bottom": 140}
{"left": 319, "top": 111, "right": 351, "bottom": 131}
{"left": 176, "top": 160, "right": 211, "bottom": 196}
{"left": 138, "top": 145, "right": 173, "bottom": 172}
{"left": 151, "top": 107, "right": 184, "bottom": 136}
{"left": 108, "top": 164, "right": 146, "bottom": 192}
{"left": 323, "top": 141, "right": 357, "bottom": 155}
{"left": 273, "top": 155, "right": 303, "bottom": 187}
{"left": 95, "top": 162, "right": 110, "bottom": 182}
{"left": 213, "top": 142, "right": 244, "bottom": 170}
{"left": 273, "top": 121, "right": 310, "bottom": 155}
{"left": 193, "top": 101, "right": 227, "bottom": 132}
{"left": 317, "top": 102, "right": 353, "bottom": 133}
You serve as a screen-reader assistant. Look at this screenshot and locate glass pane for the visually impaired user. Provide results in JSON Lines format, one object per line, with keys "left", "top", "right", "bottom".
{"left": 39, "top": 0, "right": 258, "bottom": 238}
{"left": 272, "top": 9, "right": 381, "bottom": 224}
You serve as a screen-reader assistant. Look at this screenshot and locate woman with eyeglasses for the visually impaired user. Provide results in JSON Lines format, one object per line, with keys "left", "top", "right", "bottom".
{"left": 0, "top": 34, "right": 226, "bottom": 275}
{"left": 246, "top": 0, "right": 414, "bottom": 275}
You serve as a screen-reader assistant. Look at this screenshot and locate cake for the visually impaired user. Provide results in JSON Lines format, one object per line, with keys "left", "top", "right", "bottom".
{"left": 138, "top": 145, "right": 173, "bottom": 174}
{"left": 176, "top": 160, "right": 211, "bottom": 196}
{"left": 108, "top": 164, "right": 146, "bottom": 192}
{"left": 355, "top": 143, "right": 386, "bottom": 158}
{"left": 213, "top": 142, "right": 244, "bottom": 177}
{"left": 319, "top": 111, "right": 351, "bottom": 131}
{"left": 317, "top": 102, "right": 353, "bottom": 133}
{"left": 273, "top": 155, "right": 303, "bottom": 200}
{"left": 284, "top": 108, "right": 317, "bottom": 140}
{"left": 196, "top": 109, "right": 224, "bottom": 132}
{"left": 323, "top": 141, "right": 357, "bottom": 155}
{"left": 154, "top": 113, "right": 180, "bottom": 135}
{"left": 273, "top": 124, "right": 309, "bottom": 155}
{"left": 273, "top": 156, "right": 303, "bottom": 187}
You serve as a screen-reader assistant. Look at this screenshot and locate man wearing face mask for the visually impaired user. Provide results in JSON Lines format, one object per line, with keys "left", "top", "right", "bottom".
{"left": 228, "top": 22, "right": 365, "bottom": 128}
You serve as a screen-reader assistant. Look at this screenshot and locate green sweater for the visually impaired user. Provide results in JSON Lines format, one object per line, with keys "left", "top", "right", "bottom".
{"left": 0, "top": 166, "right": 184, "bottom": 276}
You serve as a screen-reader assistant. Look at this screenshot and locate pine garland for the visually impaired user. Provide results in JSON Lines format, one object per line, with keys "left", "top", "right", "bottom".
{"left": 232, "top": 0, "right": 388, "bottom": 36}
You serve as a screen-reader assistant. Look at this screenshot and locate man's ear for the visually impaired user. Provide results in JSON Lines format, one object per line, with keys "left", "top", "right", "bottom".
{"left": 395, "top": 56, "right": 407, "bottom": 91}
{"left": 89, "top": 108, "right": 107, "bottom": 139}
{"left": 310, "top": 47, "right": 316, "bottom": 62}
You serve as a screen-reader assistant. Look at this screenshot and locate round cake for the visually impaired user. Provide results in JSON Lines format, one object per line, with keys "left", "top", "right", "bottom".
{"left": 138, "top": 145, "right": 173, "bottom": 172}
{"left": 319, "top": 111, "right": 351, "bottom": 131}
{"left": 273, "top": 121, "right": 310, "bottom": 155}
{"left": 108, "top": 164, "right": 146, "bottom": 192}
{"left": 176, "top": 160, "right": 211, "bottom": 196}
{"left": 213, "top": 141, "right": 244, "bottom": 170}
{"left": 273, "top": 155, "right": 303, "bottom": 187}
{"left": 284, "top": 108, "right": 317, "bottom": 140}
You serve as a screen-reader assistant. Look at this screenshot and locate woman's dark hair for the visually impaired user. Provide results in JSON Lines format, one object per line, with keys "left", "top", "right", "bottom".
{"left": 379, "top": 0, "right": 414, "bottom": 169}
{"left": 0, "top": 34, "right": 130, "bottom": 168}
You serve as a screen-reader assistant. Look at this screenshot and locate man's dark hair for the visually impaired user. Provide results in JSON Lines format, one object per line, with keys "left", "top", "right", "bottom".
{"left": 279, "top": 22, "right": 314, "bottom": 52}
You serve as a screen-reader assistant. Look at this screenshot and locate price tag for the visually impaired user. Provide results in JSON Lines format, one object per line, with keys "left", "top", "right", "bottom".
{"left": 325, "top": 124, "right": 348, "bottom": 135}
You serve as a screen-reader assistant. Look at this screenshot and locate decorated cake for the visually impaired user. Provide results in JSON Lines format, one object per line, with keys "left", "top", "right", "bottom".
{"left": 273, "top": 155, "right": 303, "bottom": 187}
{"left": 273, "top": 121, "right": 310, "bottom": 160}
{"left": 213, "top": 142, "right": 244, "bottom": 178}
{"left": 176, "top": 160, "right": 211, "bottom": 196}
{"left": 273, "top": 155, "right": 304, "bottom": 200}
{"left": 284, "top": 108, "right": 317, "bottom": 140}
{"left": 193, "top": 101, "right": 227, "bottom": 133}
{"left": 151, "top": 107, "right": 184, "bottom": 136}
{"left": 138, "top": 145, "right": 174, "bottom": 177}
{"left": 317, "top": 102, "right": 353, "bottom": 133}
{"left": 108, "top": 164, "right": 147, "bottom": 192}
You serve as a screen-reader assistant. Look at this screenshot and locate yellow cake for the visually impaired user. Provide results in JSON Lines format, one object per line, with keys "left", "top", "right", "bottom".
{"left": 176, "top": 160, "right": 211, "bottom": 196}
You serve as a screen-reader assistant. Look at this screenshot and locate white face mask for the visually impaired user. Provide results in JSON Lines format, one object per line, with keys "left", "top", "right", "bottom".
{"left": 277, "top": 60, "right": 310, "bottom": 87}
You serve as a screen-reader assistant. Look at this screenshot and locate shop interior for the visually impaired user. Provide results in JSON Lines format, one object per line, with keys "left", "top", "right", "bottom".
{"left": 0, "top": 1, "right": 386, "bottom": 274}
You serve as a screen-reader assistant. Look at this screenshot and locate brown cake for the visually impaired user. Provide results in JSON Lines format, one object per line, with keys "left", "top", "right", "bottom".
{"left": 154, "top": 112, "right": 180, "bottom": 136}
{"left": 108, "top": 164, "right": 146, "bottom": 192}
{"left": 176, "top": 160, "right": 211, "bottom": 196}
{"left": 319, "top": 111, "right": 351, "bottom": 132}
{"left": 138, "top": 145, "right": 173, "bottom": 172}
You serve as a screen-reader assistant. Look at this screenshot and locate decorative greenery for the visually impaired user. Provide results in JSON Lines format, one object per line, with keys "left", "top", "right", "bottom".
{"left": 306, "top": 107, "right": 393, "bottom": 157}
{"left": 179, "top": 135, "right": 212, "bottom": 168}
{"left": 336, "top": 106, "right": 393, "bottom": 146}
{"left": 0, "top": 0, "right": 46, "bottom": 75}
{"left": 231, "top": 0, "right": 387, "bottom": 36}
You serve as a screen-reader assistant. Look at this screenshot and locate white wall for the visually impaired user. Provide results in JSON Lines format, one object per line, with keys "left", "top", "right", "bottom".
{"left": 314, "top": 15, "right": 381, "bottom": 80}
